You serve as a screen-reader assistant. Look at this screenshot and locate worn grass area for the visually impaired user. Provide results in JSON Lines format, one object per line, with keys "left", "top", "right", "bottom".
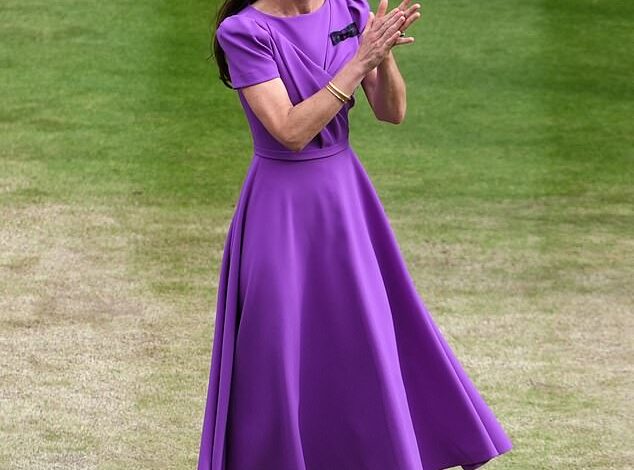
{"left": 1, "top": 0, "right": 632, "bottom": 468}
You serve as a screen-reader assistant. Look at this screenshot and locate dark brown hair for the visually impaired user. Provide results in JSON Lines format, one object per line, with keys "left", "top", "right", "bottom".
{"left": 210, "top": 0, "right": 252, "bottom": 89}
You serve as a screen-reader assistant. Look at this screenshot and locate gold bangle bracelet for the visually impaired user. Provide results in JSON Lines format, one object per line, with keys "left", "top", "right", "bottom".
{"left": 328, "top": 80, "right": 350, "bottom": 101}
{"left": 326, "top": 85, "right": 346, "bottom": 103}
{"left": 326, "top": 83, "right": 347, "bottom": 103}
{"left": 326, "top": 83, "right": 347, "bottom": 102}
{"left": 328, "top": 80, "right": 351, "bottom": 101}
{"left": 327, "top": 83, "right": 349, "bottom": 103}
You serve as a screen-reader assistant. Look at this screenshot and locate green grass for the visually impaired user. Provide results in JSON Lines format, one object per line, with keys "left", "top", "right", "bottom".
{"left": 1, "top": 0, "right": 632, "bottom": 468}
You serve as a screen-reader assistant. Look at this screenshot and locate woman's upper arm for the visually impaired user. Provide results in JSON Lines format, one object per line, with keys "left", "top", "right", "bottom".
{"left": 241, "top": 79, "right": 295, "bottom": 148}
{"left": 216, "top": 16, "right": 294, "bottom": 147}
{"left": 216, "top": 16, "right": 280, "bottom": 89}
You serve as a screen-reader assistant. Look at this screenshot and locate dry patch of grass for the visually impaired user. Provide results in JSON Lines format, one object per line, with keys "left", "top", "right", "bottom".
{"left": 388, "top": 196, "right": 633, "bottom": 468}
{"left": 0, "top": 203, "right": 176, "bottom": 468}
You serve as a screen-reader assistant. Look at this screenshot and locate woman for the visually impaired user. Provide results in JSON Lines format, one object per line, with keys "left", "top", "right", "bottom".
{"left": 198, "top": 0, "right": 513, "bottom": 468}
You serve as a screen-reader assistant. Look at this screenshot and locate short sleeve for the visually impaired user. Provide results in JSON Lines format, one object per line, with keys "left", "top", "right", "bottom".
{"left": 348, "top": 0, "right": 371, "bottom": 34}
{"left": 216, "top": 16, "right": 280, "bottom": 89}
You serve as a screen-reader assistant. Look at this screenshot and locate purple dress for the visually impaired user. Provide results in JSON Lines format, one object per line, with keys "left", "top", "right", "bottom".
{"left": 198, "top": 0, "right": 513, "bottom": 469}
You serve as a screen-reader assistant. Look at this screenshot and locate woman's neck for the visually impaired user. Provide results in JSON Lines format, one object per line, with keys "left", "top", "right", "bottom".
{"left": 250, "top": 0, "right": 324, "bottom": 17}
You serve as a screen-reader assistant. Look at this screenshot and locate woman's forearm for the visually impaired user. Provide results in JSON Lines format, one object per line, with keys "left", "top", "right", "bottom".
{"left": 372, "top": 50, "right": 407, "bottom": 124}
{"left": 284, "top": 57, "right": 367, "bottom": 152}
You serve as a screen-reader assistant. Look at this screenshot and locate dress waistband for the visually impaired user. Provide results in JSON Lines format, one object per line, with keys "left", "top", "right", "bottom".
{"left": 253, "top": 138, "right": 350, "bottom": 162}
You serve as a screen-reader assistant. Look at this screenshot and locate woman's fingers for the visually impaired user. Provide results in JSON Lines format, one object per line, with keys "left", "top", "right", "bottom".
{"left": 401, "top": 6, "right": 422, "bottom": 32}
{"left": 359, "top": 1, "right": 419, "bottom": 68}
{"left": 380, "top": 12, "right": 406, "bottom": 43}
{"left": 375, "top": 8, "right": 405, "bottom": 38}
{"left": 376, "top": 0, "right": 389, "bottom": 18}
{"left": 389, "top": 28, "right": 405, "bottom": 46}
{"left": 405, "top": 3, "right": 421, "bottom": 16}
{"left": 400, "top": 12, "right": 421, "bottom": 33}
{"left": 374, "top": 8, "right": 399, "bottom": 35}
{"left": 362, "top": 11, "right": 375, "bottom": 36}
{"left": 390, "top": 2, "right": 420, "bottom": 48}
{"left": 399, "top": 0, "right": 412, "bottom": 8}
{"left": 392, "top": 35, "right": 415, "bottom": 47}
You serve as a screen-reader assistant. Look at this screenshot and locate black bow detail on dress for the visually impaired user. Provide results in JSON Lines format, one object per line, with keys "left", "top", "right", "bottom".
{"left": 329, "top": 22, "right": 360, "bottom": 46}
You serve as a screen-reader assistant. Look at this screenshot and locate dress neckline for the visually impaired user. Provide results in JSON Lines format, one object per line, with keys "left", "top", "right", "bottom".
{"left": 246, "top": 0, "right": 328, "bottom": 20}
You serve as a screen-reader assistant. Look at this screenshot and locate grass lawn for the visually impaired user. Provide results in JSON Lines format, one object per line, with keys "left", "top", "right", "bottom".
{"left": 1, "top": 0, "right": 632, "bottom": 468}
